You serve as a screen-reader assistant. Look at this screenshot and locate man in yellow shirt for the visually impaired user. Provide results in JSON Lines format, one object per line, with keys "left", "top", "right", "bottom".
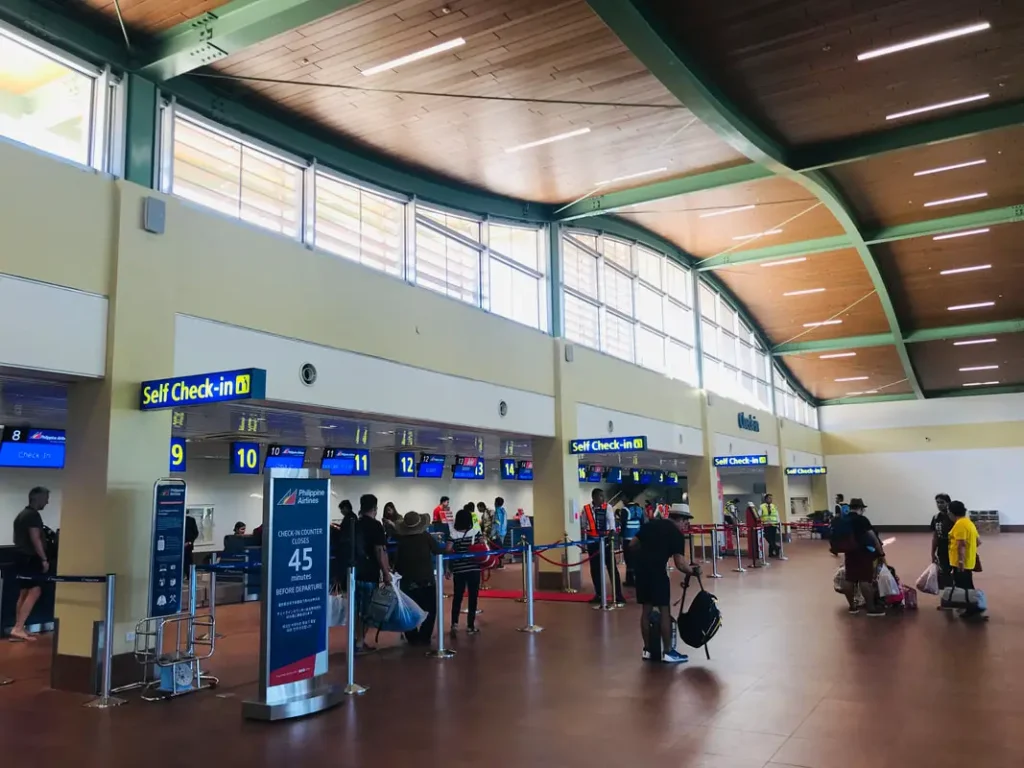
{"left": 947, "top": 500, "right": 983, "bottom": 617}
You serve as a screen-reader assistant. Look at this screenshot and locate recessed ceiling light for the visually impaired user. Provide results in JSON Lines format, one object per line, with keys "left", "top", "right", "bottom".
{"left": 857, "top": 22, "right": 991, "bottom": 61}
{"left": 948, "top": 301, "right": 995, "bottom": 311}
{"left": 783, "top": 287, "right": 826, "bottom": 297}
{"left": 835, "top": 377, "right": 869, "bottom": 382}
{"left": 803, "top": 320, "right": 843, "bottom": 327}
{"left": 700, "top": 204, "right": 756, "bottom": 219}
{"left": 505, "top": 127, "right": 591, "bottom": 154}
{"left": 886, "top": 93, "right": 990, "bottom": 121}
{"left": 864, "top": 390, "right": 879, "bottom": 394}
{"left": 761, "top": 257, "right": 807, "bottom": 268}
{"left": 820, "top": 352, "right": 857, "bottom": 359}
{"left": 361, "top": 37, "right": 466, "bottom": 77}
{"left": 733, "top": 229, "right": 783, "bottom": 241}
{"left": 595, "top": 167, "right": 668, "bottom": 186}
{"left": 914, "top": 159, "right": 987, "bottom": 177}
{"left": 963, "top": 381, "right": 1000, "bottom": 387}
{"left": 940, "top": 264, "right": 992, "bottom": 275}
{"left": 959, "top": 365, "right": 999, "bottom": 372}
{"left": 934, "top": 228, "right": 990, "bottom": 241}
{"left": 953, "top": 338, "right": 997, "bottom": 346}
{"left": 845, "top": 391, "right": 865, "bottom": 396}
{"left": 924, "top": 192, "right": 988, "bottom": 207}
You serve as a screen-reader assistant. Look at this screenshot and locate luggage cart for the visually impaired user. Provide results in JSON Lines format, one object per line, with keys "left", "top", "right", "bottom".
{"left": 132, "top": 611, "right": 218, "bottom": 701}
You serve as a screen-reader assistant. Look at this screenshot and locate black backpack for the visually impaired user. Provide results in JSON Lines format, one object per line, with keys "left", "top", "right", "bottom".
{"left": 829, "top": 514, "right": 858, "bottom": 554}
{"left": 676, "top": 574, "right": 722, "bottom": 659}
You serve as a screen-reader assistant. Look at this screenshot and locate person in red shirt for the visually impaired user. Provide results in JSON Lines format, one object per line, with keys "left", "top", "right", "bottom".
{"left": 432, "top": 496, "right": 451, "bottom": 524}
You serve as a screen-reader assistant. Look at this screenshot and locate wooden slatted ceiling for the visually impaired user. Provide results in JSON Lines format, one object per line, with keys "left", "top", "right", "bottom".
{"left": 649, "top": 0, "right": 1023, "bottom": 144}
{"left": 910, "top": 333, "right": 1024, "bottom": 392}
{"left": 618, "top": 176, "right": 845, "bottom": 258}
{"left": 714, "top": 248, "right": 890, "bottom": 346}
{"left": 831, "top": 124, "right": 1024, "bottom": 229}
{"left": 70, "top": 0, "right": 231, "bottom": 32}
{"left": 781, "top": 345, "right": 912, "bottom": 401}
{"left": 209, "top": 0, "right": 745, "bottom": 202}
{"left": 876, "top": 221, "right": 1024, "bottom": 331}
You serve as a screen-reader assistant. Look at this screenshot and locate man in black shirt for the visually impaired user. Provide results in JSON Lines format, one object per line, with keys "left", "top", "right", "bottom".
{"left": 931, "top": 493, "right": 954, "bottom": 592}
{"left": 354, "top": 494, "right": 391, "bottom": 651}
{"left": 630, "top": 503, "right": 700, "bottom": 663}
{"left": 11, "top": 487, "right": 50, "bottom": 642}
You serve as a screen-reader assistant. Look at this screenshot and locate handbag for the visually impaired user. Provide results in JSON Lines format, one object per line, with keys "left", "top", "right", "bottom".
{"left": 973, "top": 553, "right": 983, "bottom": 573}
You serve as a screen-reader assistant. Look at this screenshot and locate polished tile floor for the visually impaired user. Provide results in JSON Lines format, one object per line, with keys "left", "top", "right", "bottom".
{"left": 2, "top": 534, "right": 1022, "bottom": 768}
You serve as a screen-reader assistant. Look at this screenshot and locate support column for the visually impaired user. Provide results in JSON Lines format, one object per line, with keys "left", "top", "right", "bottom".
{"left": 124, "top": 74, "right": 159, "bottom": 189}
{"left": 53, "top": 182, "right": 175, "bottom": 692}
{"left": 810, "top": 475, "right": 829, "bottom": 513}
{"left": 687, "top": 392, "right": 720, "bottom": 525}
{"left": 764, "top": 465, "right": 788, "bottom": 523}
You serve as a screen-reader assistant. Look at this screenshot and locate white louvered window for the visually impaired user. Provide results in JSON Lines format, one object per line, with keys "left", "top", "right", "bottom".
{"left": 314, "top": 172, "right": 404, "bottom": 276}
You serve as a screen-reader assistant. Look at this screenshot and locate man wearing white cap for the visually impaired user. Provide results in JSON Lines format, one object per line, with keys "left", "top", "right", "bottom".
{"left": 628, "top": 503, "right": 701, "bottom": 663}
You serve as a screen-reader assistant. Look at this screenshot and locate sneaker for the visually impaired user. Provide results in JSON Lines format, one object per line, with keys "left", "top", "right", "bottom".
{"left": 449, "top": 624, "right": 459, "bottom": 634}
{"left": 662, "top": 650, "right": 689, "bottom": 664}
{"left": 866, "top": 608, "right": 886, "bottom": 617}
{"left": 642, "top": 648, "right": 655, "bottom": 661}
{"left": 848, "top": 605, "right": 861, "bottom": 614}
{"left": 467, "top": 626, "right": 481, "bottom": 635}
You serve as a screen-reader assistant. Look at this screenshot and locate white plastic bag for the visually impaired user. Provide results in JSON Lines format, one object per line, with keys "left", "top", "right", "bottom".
{"left": 916, "top": 563, "right": 940, "bottom": 595}
{"left": 876, "top": 565, "right": 900, "bottom": 599}
{"left": 329, "top": 593, "right": 348, "bottom": 627}
{"left": 833, "top": 566, "right": 846, "bottom": 593}
{"left": 377, "top": 575, "right": 428, "bottom": 633}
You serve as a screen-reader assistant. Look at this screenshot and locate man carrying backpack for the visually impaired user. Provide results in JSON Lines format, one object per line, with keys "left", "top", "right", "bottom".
{"left": 629, "top": 504, "right": 700, "bottom": 663}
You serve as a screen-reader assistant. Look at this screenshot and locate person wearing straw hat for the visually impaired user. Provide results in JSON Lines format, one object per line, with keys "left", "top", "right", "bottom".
{"left": 393, "top": 511, "right": 451, "bottom": 646}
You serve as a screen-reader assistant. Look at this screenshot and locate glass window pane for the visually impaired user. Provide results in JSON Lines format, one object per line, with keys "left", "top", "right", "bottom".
{"left": 490, "top": 223, "right": 540, "bottom": 272}
{"left": 563, "top": 293, "right": 599, "bottom": 350}
{"left": 316, "top": 173, "right": 403, "bottom": 276}
{"left": 636, "top": 285, "right": 663, "bottom": 331}
{"left": 568, "top": 232, "right": 598, "bottom": 252}
{"left": 666, "top": 262, "right": 690, "bottom": 305}
{"left": 636, "top": 327, "right": 666, "bottom": 373}
{"left": 172, "top": 117, "right": 242, "bottom": 218}
{"left": 490, "top": 260, "right": 540, "bottom": 330}
{"left": 603, "top": 265, "right": 633, "bottom": 317}
{"left": 563, "top": 240, "right": 599, "bottom": 298}
{"left": 719, "top": 303, "right": 738, "bottom": 335}
{"left": 668, "top": 341, "right": 696, "bottom": 384}
{"left": 0, "top": 34, "right": 93, "bottom": 165}
{"left": 701, "top": 320, "right": 718, "bottom": 357}
{"left": 637, "top": 247, "right": 662, "bottom": 288}
{"left": 737, "top": 342, "right": 753, "bottom": 376}
{"left": 666, "top": 300, "right": 694, "bottom": 345}
{"left": 720, "top": 331, "right": 737, "bottom": 366}
{"left": 420, "top": 207, "right": 480, "bottom": 241}
{"left": 603, "top": 311, "right": 635, "bottom": 362}
{"left": 415, "top": 223, "right": 479, "bottom": 305}
{"left": 239, "top": 146, "right": 302, "bottom": 238}
{"left": 700, "top": 285, "right": 717, "bottom": 320}
{"left": 602, "top": 237, "right": 632, "bottom": 271}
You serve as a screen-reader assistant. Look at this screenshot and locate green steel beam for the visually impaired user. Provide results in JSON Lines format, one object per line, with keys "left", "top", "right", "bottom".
{"left": 554, "top": 163, "right": 771, "bottom": 221}
{"left": 123, "top": 75, "right": 158, "bottom": 188}
{"left": 772, "top": 334, "right": 895, "bottom": 356}
{"left": 865, "top": 205, "right": 1024, "bottom": 245}
{"left": 696, "top": 235, "right": 852, "bottom": 271}
{"left": 903, "top": 319, "right": 1024, "bottom": 344}
{"left": 548, "top": 223, "right": 563, "bottom": 337}
{"left": 793, "top": 99, "right": 1024, "bottom": 172}
{"left": 139, "top": 0, "right": 363, "bottom": 81}
{"left": 0, "top": 0, "right": 130, "bottom": 68}
{"left": 927, "top": 384, "right": 1024, "bottom": 400}
{"left": 820, "top": 393, "right": 917, "bottom": 406}
{"left": 585, "top": 0, "right": 923, "bottom": 401}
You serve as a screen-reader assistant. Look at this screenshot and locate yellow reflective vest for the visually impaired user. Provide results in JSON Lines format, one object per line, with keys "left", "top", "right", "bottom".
{"left": 759, "top": 503, "right": 780, "bottom": 524}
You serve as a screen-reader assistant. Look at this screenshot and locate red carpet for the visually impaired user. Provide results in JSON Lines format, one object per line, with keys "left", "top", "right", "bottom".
{"left": 449, "top": 588, "right": 597, "bottom": 603}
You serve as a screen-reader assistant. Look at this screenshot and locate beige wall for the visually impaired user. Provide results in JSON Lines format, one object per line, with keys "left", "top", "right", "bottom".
{"left": 706, "top": 394, "right": 776, "bottom": 439}
{"left": 780, "top": 419, "right": 824, "bottom": 454}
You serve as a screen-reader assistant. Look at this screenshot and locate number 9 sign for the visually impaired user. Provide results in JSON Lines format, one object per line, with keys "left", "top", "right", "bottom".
{"left": 170, "top": 437, "right": 186, "bottom": 473}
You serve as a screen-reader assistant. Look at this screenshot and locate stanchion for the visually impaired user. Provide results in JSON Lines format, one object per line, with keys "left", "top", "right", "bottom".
{"left": 698, "top": 528, "right": 709, "bottom": 563}
{"left": 709, "top": 526, "right": 723, "bottom": 578}
{"left": 756, "top": 527, "right": 769, "bottom": 568}
{"left": 777, "top": 523, "right": 789, "bottom": 561}
{"left": 732, "top": 525, "right": 747, "bottom": 573}
{"left": 517, "top": 543, "right": 544, "bottom": 633}
{"left": 593, "top": 536, "right": 614, "bottom": 611}
{"left": 84, "top": 574, "right": 126, "bottom": 709}
{"left": 561, "top": 534, "right": 578, "bottom": 594}
{"left": 426, "top": 553, "right": 455, "bottom": 659}
{"left": 342, "top": 566, "right": 368, "bottom": 695}
{"left": 207, "top": 554, "right": 225, "bottom": 639}
{"left": 516, "top": 536, "right": 529, "bottom": 603}
{"left": 187, "top": 564, "right": 198, "bottom": 654}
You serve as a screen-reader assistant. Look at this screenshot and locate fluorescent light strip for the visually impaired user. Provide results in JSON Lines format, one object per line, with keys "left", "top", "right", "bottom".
{"left": 505, "top": 127, "right": 591, "bottom": 154}
{"left": 953, "top": 338, "right": 996, "bottom": 346}
{"left": 963, "top": 381, "right": 1000, "bottom": 388}
{"left": 934, "top": 228, "right": 990, "bottom": 241}
{"left": 803, "top": 320, "right": 843, "bottom": 327}
{"left": 700, "top": 205, "right": 755, "bottom": 219}
{"left": 914, "top": 158, "right": 987, "bottom": 176}
{"left": 733, "top": 229, "right": 782, "bottom": 241}
{"left": 959, "top": 365, "right": 999, "bottom": 372}
{"left": 948, "top": 301, "right": 995, "bottom": 311}
{"left": 845, "top": 392, "right": 865, "bottom": 396}
{"left": 835, "top": 377, "right": 869, "bottom": 382}
{"left": 924, "top": 192, "right": 988, "bottom": 207}
{"left": 886, "top": 93, "right": 989, "bottom": 121}
{"left": 820, "top": 352, "right": 856, "bottom": 359}
{"left": 361, "top": 37, "right": 466, "bottom": 77}
{"left": 783, "top": 287, "right": 826, "bottom": 297}
{"left": 940, "top": 264, "right": 991, "bottom": 276}
{"left": 761, "top": 257, "right": 807, "bottom": 268}
{"left": 595, "top": 167, "right": 668, "bottom": 185}
{"left": 857, "top": 22, "right": 991, "bottom": 61}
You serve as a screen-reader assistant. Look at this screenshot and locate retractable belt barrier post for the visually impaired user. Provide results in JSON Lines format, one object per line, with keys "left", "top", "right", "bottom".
{"left": 517, "top": 543, "right": 543, "bottom": 634}
{"left": 708, "top": 526, "right": 722, "bottom": 579}
{"left": 426, "top": 553, "right": 455, "bottom": 659}
{"left": 594, "top": 536, "right": 614, "bottom": 612}
{"left": 756, "top": 527, "right": 769, "bottom": 568}
{"left": 84, "top": 573, "right": 125, "bottom": 709}
{"left": 561, "top": 533, "right": 578, "bottom": 594}
{"left": 516, "top": 535, "right": 529, "bottom": 604}
{"left": 343, "top": 565, "right": 368, "bottom": 695}
{"left": 732, "top": 525, "right": 746, "bottom": 573}
{"left": 777, "top": 523, "right": 789, "bottom": 561}
{"left": 207, "top": 553, "right": 224, "bottom": 639}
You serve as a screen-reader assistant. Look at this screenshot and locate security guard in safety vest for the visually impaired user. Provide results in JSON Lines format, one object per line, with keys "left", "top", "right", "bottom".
{"left": 760, "top": 493, "right": 781, "bottom": 558}
{"left": 582, "top": 488, "right": 624, "bottom": 604}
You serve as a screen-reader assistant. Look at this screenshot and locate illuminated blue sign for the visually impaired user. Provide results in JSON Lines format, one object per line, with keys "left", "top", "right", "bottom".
{"left": 516, "top": 460, "right": 533, "bottom": 481}
{"left": 230, "top": 441, "right": 261, "bottom": 474}
{"left": 395, "top": 451, "right": 416, "bottom": 478}
{"left": 452, "top": 456, "right": 485, "bottom": 480}
{"left": 569, "top": 435, "right": 647, "bottom": 454}
{"left": 713, "top": 454, "right": 769, "bottom": 468}
{"left": 737, "top": 412, "right": 760, "bottom": 433}
{"left": 785, "top": 466, "right": 827, "bottom": 476}
{"left": 501, "top": 458, "right": 517, "bottom": 480}
{"left": 418, "top": 453, "right": 446, "bottom": 479}
{"left": 170, "top": 437, "right": 186, "bottom": 473}
{"left": 321, "top": 448, "right": 369, "bottom": 476}
{"left": 265, "top": 445, "right": 306, "bottom": 470}
{"left": 140, "top": 368, "right": 266, "bottom": 410}
{"left": 0, "top": 427, "right": 65, "bottom": 468}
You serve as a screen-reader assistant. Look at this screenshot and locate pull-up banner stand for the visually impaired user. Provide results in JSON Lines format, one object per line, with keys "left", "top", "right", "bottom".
{"left": 149, "top": 478, "right": 187, "bottom": 617}
{"left": 243, "top": 468, "right": 340, "bottom": 721}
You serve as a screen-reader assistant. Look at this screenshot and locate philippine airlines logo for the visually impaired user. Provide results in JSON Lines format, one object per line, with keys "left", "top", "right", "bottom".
{"left": 30, "top": 431, "right": 66, "bottom": 444}
{"left": 277, "top": 489, "right": 298, "bottom": 506}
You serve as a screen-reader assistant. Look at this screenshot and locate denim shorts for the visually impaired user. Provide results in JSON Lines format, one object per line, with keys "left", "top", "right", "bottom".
{"left": 355, "top": 580, "right": 377, "bottom": 618}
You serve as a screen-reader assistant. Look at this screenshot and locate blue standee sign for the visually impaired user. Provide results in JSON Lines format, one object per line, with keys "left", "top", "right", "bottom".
{"left": 737, "top": 412, "right": 760, "bottom": 433}
{"left": 149, "top": 479, "right": 187, "bottom": 618}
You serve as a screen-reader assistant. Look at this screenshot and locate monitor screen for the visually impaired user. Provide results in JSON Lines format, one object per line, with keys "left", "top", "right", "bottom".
{"left": 665, "top": 471, "right": 680, "bottom": 486}
{"left": 0, "top": 426, "right": 65, "bottom": 469}
{"left": 516, "top": 460, "right": 533, "bottom": 481}
{"left": 452, "top": 455, "right": 485, "bottom": 480}
{"left": 605, "top": 466, "right": 623, "bottom": 484}
{"left": 586, "top": 464, "right": 604, "bottom": 483}
{"left": 418, "top": 453, "right": 446, "bottom": 479}
{"left": 321, "top": 447, "right": 369, "bottom": 476}
{"left": 264, "top": 444, "right": 306, "bottom": 470}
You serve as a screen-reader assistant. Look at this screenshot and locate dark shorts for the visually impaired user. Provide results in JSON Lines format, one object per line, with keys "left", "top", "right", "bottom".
{"left": 844, "top": 550, "right": 876, "bottom": 583}
{"left": 15, "top": 553, "right": 46, "bottom": 588}
{"left": 635, "top": 566, "right": 670, "bottom": 606}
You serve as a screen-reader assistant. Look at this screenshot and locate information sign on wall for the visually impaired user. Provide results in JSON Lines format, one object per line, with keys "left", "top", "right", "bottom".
{"left": 713, "top": 454, "right": 769, "bottom": 468}
{"left": 569, "top": 435, "right": 647, "bottom": 454}
{"left": 785, "top": 466, "right": 827, "bottom": 476}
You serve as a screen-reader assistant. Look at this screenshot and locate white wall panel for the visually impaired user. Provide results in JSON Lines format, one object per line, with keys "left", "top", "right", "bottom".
{"left": 820, "top": 393, "right": 1024, "bottom": 432}
{"left": 574, "top": 403, "right": 704, "bottom": 456}
{"left": 784, "top": 449, "right": 823, "bottom": 467}
{"left": 173, "top": 316, "right": 555, "bottom": 436}
{"left": 0, "top": 274, "right": 106, "bottom": 377}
